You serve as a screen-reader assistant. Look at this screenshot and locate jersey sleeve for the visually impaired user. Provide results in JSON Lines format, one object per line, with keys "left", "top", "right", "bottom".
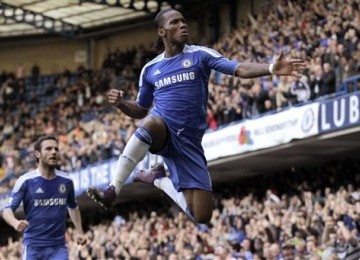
{"left": 200, "top": 47, "right": 240, "bottom": 75}
{"left": 5, "top": 177, "right": 27, "bottom": 211}
{"left": 66, "top": 180, "right": 78, "bottom": 209}
{"left": 136, "top": 66, "right": 154, "bottom": 109}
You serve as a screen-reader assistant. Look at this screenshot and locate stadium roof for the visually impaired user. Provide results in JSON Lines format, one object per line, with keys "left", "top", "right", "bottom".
{"left": 0, "top": 0, "right": 196, "bottom": 38}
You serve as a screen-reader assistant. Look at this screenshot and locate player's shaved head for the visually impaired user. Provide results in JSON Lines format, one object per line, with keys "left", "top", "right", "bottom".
{"left": 155, "top": 8, "right": 176, "bottom": 29}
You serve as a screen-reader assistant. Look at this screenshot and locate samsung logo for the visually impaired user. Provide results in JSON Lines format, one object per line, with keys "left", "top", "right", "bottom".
{"left": 155, "top": 72, "right": 195, "bottom": 89}
{"left": 34, "top": 198, "right": 67, "bottom": 206}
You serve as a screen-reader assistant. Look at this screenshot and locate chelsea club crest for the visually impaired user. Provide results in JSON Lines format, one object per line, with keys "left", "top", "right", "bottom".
{"left": 58, "top": 184, "right": 66, "bottom": 193}
{"left": 181, "top": 59, "right": 192, "bottom": 68}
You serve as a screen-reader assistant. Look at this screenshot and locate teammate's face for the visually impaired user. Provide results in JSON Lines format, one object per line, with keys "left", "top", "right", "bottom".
{"left": 36, "top": 139, "right": 59, "bottom": 167}
{"left": 159, "top": 10, "right": 188, "bottom": 44}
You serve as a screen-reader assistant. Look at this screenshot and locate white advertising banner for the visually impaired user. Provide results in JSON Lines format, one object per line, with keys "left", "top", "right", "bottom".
{"left": 202, "top": 103, "right": 319, "bottom": 161}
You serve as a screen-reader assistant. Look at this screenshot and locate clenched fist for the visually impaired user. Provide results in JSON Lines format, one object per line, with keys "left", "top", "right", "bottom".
{"left": 14, "top": 220, "right": 29, "bottom": 232}
{"left": 76, "top": 235, "right": 87, "bottom": 246}
{"left": 107, "top": 89, "right": 124, "bottom": 106}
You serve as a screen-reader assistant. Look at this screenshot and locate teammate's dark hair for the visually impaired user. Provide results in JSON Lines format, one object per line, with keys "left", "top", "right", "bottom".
{"left": 34, "top": 135, "right": 58, "bottom": 152}
{"left": 154, "top": 9, "right": 174, "bottom": 53}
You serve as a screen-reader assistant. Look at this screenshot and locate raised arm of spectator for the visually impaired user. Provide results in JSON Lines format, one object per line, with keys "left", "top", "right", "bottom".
{"left": 234, "top": 30, "right": 245, "bottom": 45}
{"left": 337, "top": 221, "right": 358, "bottom": 246}
{"left": 264, "top": 201, "right": 275, "bottom": 224}
{"left": 321, "top": 217, "right": 334, "bottom": 245}
{"left": 303, "top": 192, "right": 313, "bottom": 227}
{"left": 235, "top": 50, "right": 305, "bottom": 79}
{"left": 263, "top": 220, "right": 276, "bottom": 243}
{"left": 107, "top": 89, "right": 148, "bottom": 119}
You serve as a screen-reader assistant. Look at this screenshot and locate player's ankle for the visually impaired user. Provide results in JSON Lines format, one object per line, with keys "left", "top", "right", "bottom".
{"left": 109, "top": 184, "right": 120, "bottom": 196}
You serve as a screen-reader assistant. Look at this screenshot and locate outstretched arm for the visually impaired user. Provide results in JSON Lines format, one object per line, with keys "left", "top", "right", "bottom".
{"left": 235, "top": 50, "right": 306, "bottom": 78}
{"left": 107, "top": 89, "right": 148, "bottom": 119}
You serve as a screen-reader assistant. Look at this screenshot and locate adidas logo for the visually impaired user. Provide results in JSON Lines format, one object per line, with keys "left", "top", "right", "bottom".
{"left": 153, "top": 69, "right": 161, "bottom": 75}
{"left": 35, "top": 187, "right": 44, "bottom": 194}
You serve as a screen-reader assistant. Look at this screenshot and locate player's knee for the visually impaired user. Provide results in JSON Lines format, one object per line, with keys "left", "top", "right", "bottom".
{"left": 191, "top": 190, "right": 213, "bottom": 223}
{"left": 142, "top": 116, "right": 167, "bottom": 150}
{"left": 193, "top": 211, "right": 212, "bottom": 224}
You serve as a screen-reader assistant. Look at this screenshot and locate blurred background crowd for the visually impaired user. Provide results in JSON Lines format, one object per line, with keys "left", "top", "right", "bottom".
{"left": 0, "top": 0, "right": 359, "bottom": 192}
{"left": 0, "top": 0, "right": 360, "bottom": 259}
{"left": 1, "top": 159, "right": 360, "bottom": 259}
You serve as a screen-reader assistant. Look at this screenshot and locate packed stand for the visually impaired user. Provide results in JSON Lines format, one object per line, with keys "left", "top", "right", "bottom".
{"left": 1, "top": 159, "right": 359, "bottom": 259}
{"left": 0, "top": 48, "right": 154, "bottom": 193}
{"left": 208, "top": 0, "right": 360, "bottom": 127}
{"left": 1, "top": 0, "right": 360, "bottom": 193}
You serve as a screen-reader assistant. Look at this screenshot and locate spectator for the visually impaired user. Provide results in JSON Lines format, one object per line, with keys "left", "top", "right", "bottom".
{"left": 309, "top": 65, "right": 324, "bottom": 99}
{"left": 30, "top": 63, "right": 40, "bottom": 85}
{"left": 320, "top": 62, "right": 336, "bottom": 96}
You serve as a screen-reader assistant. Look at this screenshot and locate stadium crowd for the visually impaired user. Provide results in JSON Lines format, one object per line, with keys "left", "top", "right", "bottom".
{"left": 0, "top": 0, "right": 360, "bottom": 191}
{"left": 1, "top": 159, "right": 360, "bottom": 259}
{"left": 0, "top": 1, "right": 360, "bottom": 259}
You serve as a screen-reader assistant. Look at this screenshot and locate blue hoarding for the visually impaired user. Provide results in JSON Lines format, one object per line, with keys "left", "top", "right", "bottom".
{"left": 318, "top": 92, "right": 360, "bottom": 133}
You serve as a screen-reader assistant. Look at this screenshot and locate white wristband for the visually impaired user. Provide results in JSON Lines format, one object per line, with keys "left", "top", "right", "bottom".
{"left": 269, "top": 63, "right": 274, "bottom": 75}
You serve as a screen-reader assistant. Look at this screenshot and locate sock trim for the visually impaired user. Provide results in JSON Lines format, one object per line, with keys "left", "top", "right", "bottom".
{"left": 134, "top": 127, "right": 153, "bottom": 145}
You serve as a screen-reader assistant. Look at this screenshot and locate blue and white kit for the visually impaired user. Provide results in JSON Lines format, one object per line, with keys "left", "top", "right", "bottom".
{"left": 136, "top": 44, "right": 240, "bottom": 191}
{"left": 6, "top": 169, "right": 77, "bottom": 259}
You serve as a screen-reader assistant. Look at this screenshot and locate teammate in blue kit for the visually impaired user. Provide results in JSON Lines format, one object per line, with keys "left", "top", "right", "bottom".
{"left": 88, "top": 9, "right": 306, "bottom": 223}
{"left": 3, "top": 135, "right": 87, "bottom": 260}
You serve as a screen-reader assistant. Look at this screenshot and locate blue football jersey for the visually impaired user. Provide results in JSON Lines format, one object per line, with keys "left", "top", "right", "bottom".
{"left": 5, "top": 169, "right": 77, "bottom": 247}
{"left": 136, "top": 44, "right": 239, "bottom": 131}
